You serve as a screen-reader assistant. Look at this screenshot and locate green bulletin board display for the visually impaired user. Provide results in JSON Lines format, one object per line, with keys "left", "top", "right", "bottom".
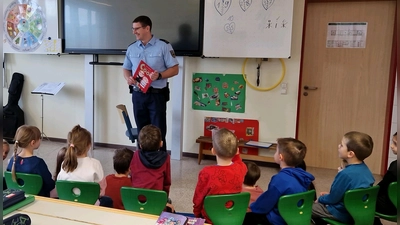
{"left": 192, "top": 73, "right": 246, "bottom": 113}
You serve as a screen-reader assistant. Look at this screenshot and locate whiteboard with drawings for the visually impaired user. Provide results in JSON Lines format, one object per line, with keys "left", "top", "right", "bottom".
{"left": 203, "top": 0, "right": 294, "bottom": 58}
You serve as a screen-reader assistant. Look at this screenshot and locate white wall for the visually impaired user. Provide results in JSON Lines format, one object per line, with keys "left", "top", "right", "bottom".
{"left": 3, "top": 1, "right": 307, "bottom": 154}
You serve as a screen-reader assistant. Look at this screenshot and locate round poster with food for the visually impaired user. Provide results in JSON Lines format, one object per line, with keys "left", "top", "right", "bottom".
{"left": 4, "top": 0, "right": 47, "bottom": 52}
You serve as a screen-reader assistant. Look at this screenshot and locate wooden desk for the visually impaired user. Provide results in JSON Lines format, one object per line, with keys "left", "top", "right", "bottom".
{"left": 4, "top": 196, "right": 210, "bottom": 225}
{"left": 196, "top": 136, "right": 276, "bottom": 164}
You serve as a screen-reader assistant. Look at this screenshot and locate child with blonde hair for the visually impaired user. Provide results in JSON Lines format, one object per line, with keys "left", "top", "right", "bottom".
{"left": 6, "top": 125, "right": 55, "bottom": 197}
{"left": 57, "top": 125, "right": 111, "bottom": 207}
{"left": 193, "top": 128, "right": 247, "bottom": 223}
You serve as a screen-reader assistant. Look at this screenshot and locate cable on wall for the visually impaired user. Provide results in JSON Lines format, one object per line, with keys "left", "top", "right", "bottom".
{"left": 242, "top": 58, "right": 286, "bottom": 91}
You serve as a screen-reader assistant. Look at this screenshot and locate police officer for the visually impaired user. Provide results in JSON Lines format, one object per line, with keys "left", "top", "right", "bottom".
{"left": 123, "top": 15, "right": 179, "bottom": 151}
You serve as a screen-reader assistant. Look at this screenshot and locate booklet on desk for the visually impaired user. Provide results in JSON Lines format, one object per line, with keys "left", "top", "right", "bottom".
{"left": 31, "top": 82, "right": 65, "bottom": 95}
{"left": 155, "top": 212, "right": 205, "bottom": 225}
{"left": 132, "top": 60, "right": 154, "bottom": 93}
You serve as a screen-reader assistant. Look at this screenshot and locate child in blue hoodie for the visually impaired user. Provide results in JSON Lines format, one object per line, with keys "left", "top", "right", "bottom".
{"left": 243, "top": 138, "right": 315, "bottom": 225}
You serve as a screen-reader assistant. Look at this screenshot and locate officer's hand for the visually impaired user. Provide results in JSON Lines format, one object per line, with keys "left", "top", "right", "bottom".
{"left": 149, "top": 71, "right": 159, "bottom": 81}
{"left": 127, "top": 76, "right": 136, "bottom": 85}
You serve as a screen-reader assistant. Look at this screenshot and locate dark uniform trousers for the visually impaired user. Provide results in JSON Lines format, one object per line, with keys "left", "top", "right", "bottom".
{"left": 132, "top": 87, "right": 167, "bottom": 151}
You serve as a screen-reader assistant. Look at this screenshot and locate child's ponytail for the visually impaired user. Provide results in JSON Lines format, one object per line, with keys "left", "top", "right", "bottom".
{"left": 11, "top": 141, "right": 19, "bottom": 182}
{"left": 62, "top": 144, "right": 78, "bottom": 173}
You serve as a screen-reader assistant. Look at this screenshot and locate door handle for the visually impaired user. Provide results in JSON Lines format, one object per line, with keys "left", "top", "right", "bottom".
{"left": 304, "top": 85, "right": 318, "bottom": 90}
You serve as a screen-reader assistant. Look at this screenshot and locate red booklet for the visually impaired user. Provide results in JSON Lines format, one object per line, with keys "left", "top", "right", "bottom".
{"left": 132, "top": 60, "right": 154, "bottom": 93}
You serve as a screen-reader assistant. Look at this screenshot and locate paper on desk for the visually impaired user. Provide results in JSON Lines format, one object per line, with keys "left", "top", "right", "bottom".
{"left": 31, "top": 82, "right": 65, "bottom": 95}
{"left": 245, "top": 141, "right": 273, "bottom": 148}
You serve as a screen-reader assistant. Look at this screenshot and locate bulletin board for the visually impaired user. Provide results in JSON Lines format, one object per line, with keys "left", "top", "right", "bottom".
{"left": 192, "top": 73, "right": 246, "bottom": 113}
{"left": 203, "top": 117, "right": 259, "bottom": 155}
{"left": 203, "top": 0, "right": 294, "bottom": 58}
{"left": 3, "top": 0, "right": 61, "bottom": 54}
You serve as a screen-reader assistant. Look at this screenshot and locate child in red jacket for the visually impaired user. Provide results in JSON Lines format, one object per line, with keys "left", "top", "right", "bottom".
{"left": 193, "top": 128, "right": 247, "bottom": 223}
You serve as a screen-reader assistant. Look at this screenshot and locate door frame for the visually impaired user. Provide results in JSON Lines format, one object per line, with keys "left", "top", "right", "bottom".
{"left": 296, "top": 0, "right": 397, "bottom": 175}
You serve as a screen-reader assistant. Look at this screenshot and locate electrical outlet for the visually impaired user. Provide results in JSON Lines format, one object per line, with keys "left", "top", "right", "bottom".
{"left": 281, "top": 82, "right": 288, "bottom": 95}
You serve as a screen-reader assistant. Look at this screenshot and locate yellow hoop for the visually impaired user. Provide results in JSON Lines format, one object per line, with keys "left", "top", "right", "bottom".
{"left": 242, "top": 58, "right": 286, "bottom": 91}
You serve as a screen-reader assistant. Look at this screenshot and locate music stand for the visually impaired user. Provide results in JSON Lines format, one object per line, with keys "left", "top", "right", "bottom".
{"left": 31, "top": 82, "right": 65, "bottom": 140}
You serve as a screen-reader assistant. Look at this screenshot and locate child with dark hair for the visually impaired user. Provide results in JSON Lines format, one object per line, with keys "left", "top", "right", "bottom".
{"left": 6, "top": 125, "right": 55, "bottom": 197}
{"left": 130, "top": 124, "right": 174, "bottom": 211}
{"left": 242, "top": 161, "right": 263, "bottom": 212}
{"left": 312, "top": 131, "right": 375, "bottom": 224}
{"left": 243, "top": 138, "right": 315, "bottom": 225}
{"left": 193, "top": 128, "right": 247, "bottom": 223}
{"left": 374, "top": 132, "right": 397, "bottom": 224}
{"left": 130, "top": 124, "right": 171, "bottom": 195}
{"left": 53, "top": 147, "right": 67, "bottom": 181}
{"left": 101, "top": 148, "right": 133, "bottom": 210}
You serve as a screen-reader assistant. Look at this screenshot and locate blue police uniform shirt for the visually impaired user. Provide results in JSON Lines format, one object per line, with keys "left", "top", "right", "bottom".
{"left": 123, "top": 35, "right": 179, "bottom": 89}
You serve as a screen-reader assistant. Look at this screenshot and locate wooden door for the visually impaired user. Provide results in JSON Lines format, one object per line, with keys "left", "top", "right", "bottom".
{"left": 298, "top": 1, "right": 395, "bottom": 174}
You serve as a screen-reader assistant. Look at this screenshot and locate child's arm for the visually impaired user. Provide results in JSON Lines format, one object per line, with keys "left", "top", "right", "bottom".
{"left": 193, "top": 170, "right": 209, "bottom": 217}
{"left": 36, "top": 159, "right": 55, "bottom": 195}
{"left": 318, "top": 172, "right": 351, "bottom": 204}
{"left": 163, "top": 156, "right": 171, "bottom": 196}
{"left": 99, "top": 176, "right": 107, "bottom": 196}
{"left": 249, "top": 180, "right": 280, "bottom": 214}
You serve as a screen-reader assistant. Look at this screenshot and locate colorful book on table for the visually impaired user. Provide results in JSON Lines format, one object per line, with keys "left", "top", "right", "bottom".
{"left": 155, "top": 212, "right": 205, "bottom": 225}
{"left": 132, "top": 60, "right": 154, "bottom": 93}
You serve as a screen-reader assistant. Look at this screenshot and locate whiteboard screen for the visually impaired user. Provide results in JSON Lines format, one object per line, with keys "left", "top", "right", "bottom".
{"left": 203, "top": 0, "right": 294, "bottom": 58}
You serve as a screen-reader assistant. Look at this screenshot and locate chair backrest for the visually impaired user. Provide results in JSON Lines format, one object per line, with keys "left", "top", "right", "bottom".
{"left": 278, "top": 190, "right": 315, "bottom": 225}
{"left": 4, "top": 171, "right": 43, "bottom": 195}
{"left": 56, "top": 180, "right": 100, "bottom": 205}
{"left": 121, "top": 187, "right": 167, "bottom": 215}
{"left": 388, "top": 182, "right": 397, "bottom": 208}
{"left": 344, "top": 185, "right": 380, "bottom": 225}
{"left": 204, "top": 192, "right": 250, "bottom": 225}
{"left": 116, "top": 104, "right": 138, "bottom": 143}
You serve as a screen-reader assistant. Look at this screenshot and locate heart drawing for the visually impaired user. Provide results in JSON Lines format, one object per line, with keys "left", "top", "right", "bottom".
{"left": 214, "top": 0, "right": 232, "bottom": 16}
{"left": 224, "top": 22, "right": 235, "bottom": 34}
{"left": 239, "top": 0, "right": 252, "bottom": 12}
{"left": 262, "top": 0, "right": 275, "bottom": 10}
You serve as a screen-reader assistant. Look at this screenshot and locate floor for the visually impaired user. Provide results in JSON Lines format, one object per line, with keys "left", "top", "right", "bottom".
{"left": 3, "top": 140, "right": 395, "bottom": 225}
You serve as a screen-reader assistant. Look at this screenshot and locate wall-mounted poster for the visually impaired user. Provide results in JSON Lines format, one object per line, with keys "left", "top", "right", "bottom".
{"left": 3, "top": 0, "right": 61, "bottom": 54}
{"left": 192, "top": 73, "right": 246, "bottom": 113}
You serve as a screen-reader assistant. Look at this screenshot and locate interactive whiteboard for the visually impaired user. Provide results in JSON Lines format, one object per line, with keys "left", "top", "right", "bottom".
{"left": 203, "top": 0, "right": 294, "bottom": 58}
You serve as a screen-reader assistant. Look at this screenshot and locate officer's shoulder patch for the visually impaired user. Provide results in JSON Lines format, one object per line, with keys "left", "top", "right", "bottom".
{"left": 128, "top": 41, "right": 137, "bottom": 47}
{"left": 170, "top": 50, "right": 176, "bottom": 58}
{"left": 159, "top": 39, "right": 170, "bottom": 44}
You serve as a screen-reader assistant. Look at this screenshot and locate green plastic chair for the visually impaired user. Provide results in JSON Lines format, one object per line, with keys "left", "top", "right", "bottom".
{"left": 56, "top": 180, "right": 100, "bottom": 205}
{"left": 4, "top": 171, "right": 43, "bottom": 195}
{"left": 204, "top": 192, "right": 250, "bottom": 225}
{"left": 322, "top": 185, "right": 380, "bottom": 225}
{"left": 278, "top": 190, "right": 316, "bottom": 225}
{"left": 120, "top": 187, "right": 167, "bottom": 215}
{"left": 375, "top": 182, "right": 397, "bottom": 222}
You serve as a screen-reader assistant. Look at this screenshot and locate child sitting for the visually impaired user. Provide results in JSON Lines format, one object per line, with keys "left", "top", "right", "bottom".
{"left": 57, "top": 125, "right": 111, "bottom": 207}
{"left": 311, "top": 131, "right": 375, "bottom": 224}
{"left": 375, "top": 132, "right": 397, "bottom": 217}
{"left": 243, "top": 138, "right": 315, "bottom": 225}
{"left": 6, "top": 125, "right": 55, "bottom": 197}
{"left": 193, "top": 128, "right": 247, "bottom": 223}
{"left": 242, "top": 161, "right": 263, "bottom": 212}
{"left": 101, "top": 148, "right": 133, "bottom": 210}
{"left": 130, "top": 125, "right": 173, "bottom": 211}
